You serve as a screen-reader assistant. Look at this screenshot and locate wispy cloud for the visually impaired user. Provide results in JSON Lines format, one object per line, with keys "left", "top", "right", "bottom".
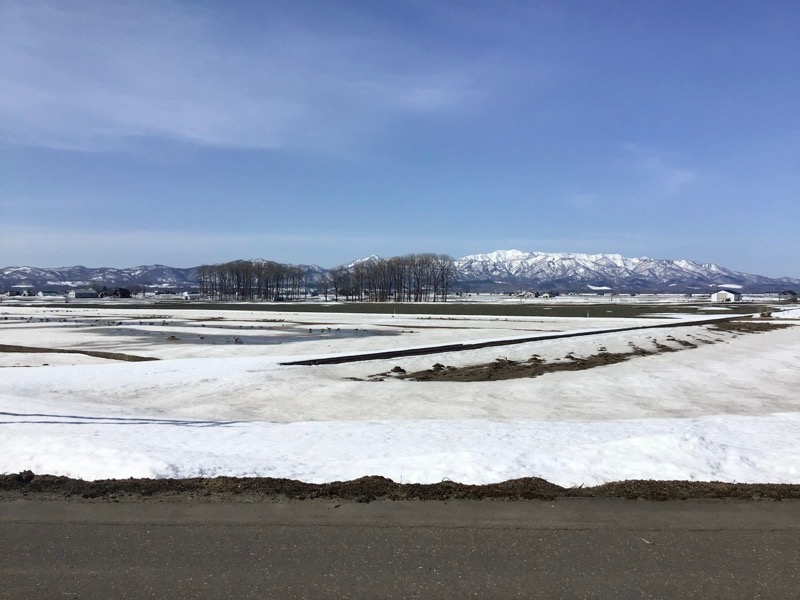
{"left": 0, "top": 1, "right": 483, "bottom": 153}
{"left": 637, "top": 155, "right": 698, "bottom": 197}
{"left": 621, "top": 144, "right": 698, "bottom": 197}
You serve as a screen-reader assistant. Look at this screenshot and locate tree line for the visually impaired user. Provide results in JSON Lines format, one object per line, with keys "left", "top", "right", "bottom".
{"left": 197, "top": 254, "right": 456, "bottom": 302}
{"left": 197, "top": 260, "right": 309, "bottom": 301}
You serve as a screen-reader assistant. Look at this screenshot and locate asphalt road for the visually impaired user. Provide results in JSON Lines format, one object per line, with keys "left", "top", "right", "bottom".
{"left": 2, "top": 499, "right": 799, "bottom": 599}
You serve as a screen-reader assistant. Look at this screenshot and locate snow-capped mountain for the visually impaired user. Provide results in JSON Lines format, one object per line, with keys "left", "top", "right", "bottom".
{"left": 2, "top": 250, "right": 798, "bottom": 294}
{"left": 455, "top": 250, "right": 800, "bottom": 292}
{"left": 345, "top": 254, "right": 380, "bottom": 269}
{"left": 0, "top": 265, "right": 199, "bottom": 291}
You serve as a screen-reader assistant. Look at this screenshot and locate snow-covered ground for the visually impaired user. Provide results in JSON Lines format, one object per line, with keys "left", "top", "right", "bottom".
{"left": 2, "top": 304, "right": 799, "bottom": 486}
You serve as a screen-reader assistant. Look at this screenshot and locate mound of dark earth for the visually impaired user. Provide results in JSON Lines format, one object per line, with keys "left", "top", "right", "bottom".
{"left": 3, "top": 472, "right": 799, "bottom": 502}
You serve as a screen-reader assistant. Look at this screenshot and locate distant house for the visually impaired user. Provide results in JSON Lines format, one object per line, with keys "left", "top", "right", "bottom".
{"left": 69, "top": 288, "right": 99, "bottom": 299}
{"left": 37, "top": 290, "right": 63, "bottom": 297}
{"left": 779, "top": 290, "right": 798, "bottom": 303}
{"left": 99, "top": 288, "right": 132, "bottom": 299}
{"left": 710, "top": 289, "right": 742, "bottom": 302}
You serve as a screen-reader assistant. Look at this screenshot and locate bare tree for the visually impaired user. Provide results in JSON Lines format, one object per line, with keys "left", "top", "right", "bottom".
{"left": 328, "top": 267, "right": 347, "bottom": 301}
{"left": 351, "top": 262, "right": 367, "bottom": 302}
{"left": 318, "top": 274, "right": 331, "bottom": 301}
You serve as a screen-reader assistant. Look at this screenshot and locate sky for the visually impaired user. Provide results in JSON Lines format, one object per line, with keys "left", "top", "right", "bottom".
{"left": 1, "top": 1, "right": 798, "bottom": 276}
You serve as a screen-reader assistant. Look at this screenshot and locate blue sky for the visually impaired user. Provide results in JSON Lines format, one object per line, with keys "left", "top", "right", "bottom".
{"left": 1, "top": 0, "right": 798, "bottom": 276}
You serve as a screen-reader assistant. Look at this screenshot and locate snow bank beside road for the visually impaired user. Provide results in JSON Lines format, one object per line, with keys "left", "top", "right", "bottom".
{"left": 3, "top": 393, "right": 800, "bottom": 486}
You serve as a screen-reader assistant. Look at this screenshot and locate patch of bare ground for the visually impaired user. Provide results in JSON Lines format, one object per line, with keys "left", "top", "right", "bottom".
{"left": 2, "top": 472, "right": 799, "bottom": 502}
{"left": 395, "top": 340, "right": 681, "bottom": 383}
{"left": 0, "top": 344, "right": 158, "bottom": 362}
{"left": 709, "top": 321, "right": 793, "bottom": 334}
{"left": 398, "top": 351, "right": 640, "bottom": 382}
{"left": 666, "top": 335, "right": 697, "bottom": 348}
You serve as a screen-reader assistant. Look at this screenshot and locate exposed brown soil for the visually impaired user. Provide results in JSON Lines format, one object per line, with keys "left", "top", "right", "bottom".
{"left": 396, "top": 339, "right": 685, "bottom": 382}
{"left": 0, "top": 344, "right": 158, "bottom": 362}
{"left": 709, "top": 321, "right": 792, "bottom": 334}
{"left": 397, "top": 350, "right": 642, "bottom": 382}
{"left": 2, "top": 472, "right": 798, "bottom": 502}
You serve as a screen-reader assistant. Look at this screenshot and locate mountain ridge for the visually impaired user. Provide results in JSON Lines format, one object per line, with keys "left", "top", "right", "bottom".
{"left": 453, "top": 250, "right": 799, "bottom": 293}
{"left": 2, "top": 250, "right": 798, "bottom": 294}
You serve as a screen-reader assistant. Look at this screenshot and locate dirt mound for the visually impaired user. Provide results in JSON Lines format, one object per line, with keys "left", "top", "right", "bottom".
{"left": 400, "top": 346, "right": 665, "bottom": 382}
{"left": 3, "top": 472, "right": 799, "bottom": 502}
{"left": 710, "top": 321, "right": 792, "bottom": 334}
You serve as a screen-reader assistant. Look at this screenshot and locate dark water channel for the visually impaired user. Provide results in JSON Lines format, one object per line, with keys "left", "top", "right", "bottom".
{"left": 85, "top": 322, "right": 400, "bottom": 346}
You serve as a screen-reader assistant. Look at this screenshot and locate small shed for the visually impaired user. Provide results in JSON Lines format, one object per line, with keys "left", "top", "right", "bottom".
{"left": 710, "top": 289, "right": 742, "bottom": 302}
{"left": 69, "top": 288, "right": 100, "bottom": 299}
{"left": 37, "top": 290, "right": 62, "bottom": 297}
{"left": 99, "top": 288, "right": 132, "bottom": 299}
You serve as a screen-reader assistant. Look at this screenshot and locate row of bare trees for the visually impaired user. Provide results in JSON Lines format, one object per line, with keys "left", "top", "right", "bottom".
{"left": 197, "top": 260, "right": 310, "bottom": 301}
{"left": 197, "top": 254, "right": 456, "bottom": 302}
{"left": 321, "top": 254, "right": 456, "bottom": 302}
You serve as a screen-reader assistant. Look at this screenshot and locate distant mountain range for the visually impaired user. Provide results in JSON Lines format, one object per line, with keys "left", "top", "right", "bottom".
{"left": 0, "top": 264, "right": 200, "bottom": 292}
{"left": 454, "top": 250, "right": 800, "bottom": 293}
{"left": 2, "top": 250, "right": 798, "bottom": 294}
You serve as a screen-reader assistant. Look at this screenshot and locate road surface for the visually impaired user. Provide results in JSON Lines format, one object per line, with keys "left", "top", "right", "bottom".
{"left": 2, "top": 498, "right": 799, "bottom": 599}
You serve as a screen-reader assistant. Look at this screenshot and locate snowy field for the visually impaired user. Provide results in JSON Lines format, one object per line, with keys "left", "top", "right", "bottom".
{"left": 2, "top": 303, "right": 799, "bottom": 486}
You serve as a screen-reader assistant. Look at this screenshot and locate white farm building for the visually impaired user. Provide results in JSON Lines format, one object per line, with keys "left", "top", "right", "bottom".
{"left": 711, "top": 289, "right": 742, "bottom": 302}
